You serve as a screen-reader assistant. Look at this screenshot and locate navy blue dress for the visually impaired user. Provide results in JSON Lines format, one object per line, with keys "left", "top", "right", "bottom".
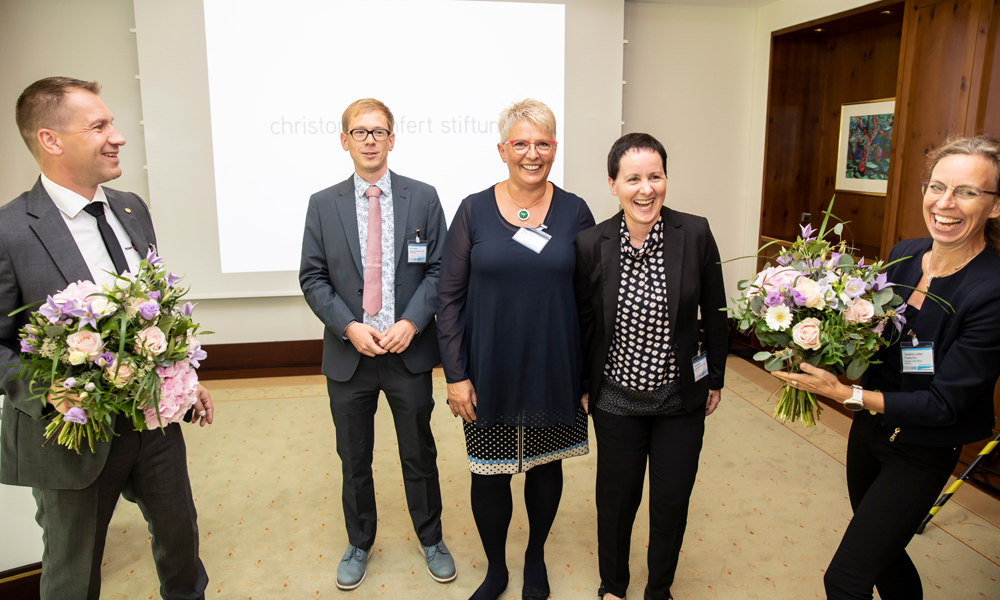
{"left": 438, "top": 184, "right": 595, "bottom": 473}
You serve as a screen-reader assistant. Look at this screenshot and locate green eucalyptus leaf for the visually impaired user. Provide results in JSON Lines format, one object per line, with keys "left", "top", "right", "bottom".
{"left": 749, "top": 296, "right": 764, "bottom": 314}
{"left": 846, "top": 357, "right": 867, "bottom": 380}
{"left": 45, "top": 325, "right": 66, "bottom": 337}
{"left": 833, "top": 223, "right": 844, "bottom": 236}
{"left": 838, "top": 254, "right": 855, "bottom": 267}
{"left": 845, "top": 342, "right": 855, "bottom": 355}
{"left": 752, "top": 351, "right": 772, "bottom": 361}
{"left": 873, "top": 288, "right": 892, "bottom": 308}
{"left": 764, "top": 356, "right": 785, "bottom": 372}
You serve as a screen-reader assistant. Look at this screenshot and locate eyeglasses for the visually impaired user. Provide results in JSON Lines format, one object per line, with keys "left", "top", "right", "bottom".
{"left": 922, "top": 180, "right": 998, "bottom": 201}
{"left": 348, "top": 128, "right": 391, "bottom": 142}
{"left": 503, "top": 139, "right": 557, "bottom": 155}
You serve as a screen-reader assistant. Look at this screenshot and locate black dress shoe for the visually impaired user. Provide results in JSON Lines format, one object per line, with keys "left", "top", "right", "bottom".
{"left": 523, "top": 585, "right": 550, "bottom": 600}
{"left": 643, "top": 585, "right": 672, "bottom": 600}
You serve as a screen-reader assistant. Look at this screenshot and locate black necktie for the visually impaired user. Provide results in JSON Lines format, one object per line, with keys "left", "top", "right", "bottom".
{"left": 82, "top": 202, "right": 129, "bottom": 275}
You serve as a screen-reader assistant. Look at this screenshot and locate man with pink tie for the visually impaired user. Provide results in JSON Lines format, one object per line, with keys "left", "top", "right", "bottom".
{"left": 299, "top": 99, "right": 453, "bottom": 590}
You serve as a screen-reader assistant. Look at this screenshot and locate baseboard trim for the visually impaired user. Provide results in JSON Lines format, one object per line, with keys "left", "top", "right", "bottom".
{"left": 198, "top": 340, "right": 323, "bottom": 380}
{"left": 0, "top": 563, "right": 41, "bottom": 600}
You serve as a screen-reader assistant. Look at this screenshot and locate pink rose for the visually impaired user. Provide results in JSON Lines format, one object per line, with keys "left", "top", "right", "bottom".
{"left": 844, "top": 298, "right": 875, "bottom": 324}
{"left": 135, "top": 327, "right": 168, "bottom": 358}
{"left": 53, "top": 280, "right": 102, "bottom": 305}
{"left": 791, "top": 317, "right": 822, "bottom": 351}
{"left": 65, "top": 330, "right": 104, "bottom": 359}
{"left": 750, "top": 266, "right": 804, "bottom": 297}
{"left": 105, "top": 357, "right": 134, "bottom": 386}
{"left": 144, "top": 359, "right": 199, "bottom": 429}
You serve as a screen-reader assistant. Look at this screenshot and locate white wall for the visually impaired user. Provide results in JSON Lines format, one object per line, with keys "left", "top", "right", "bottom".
{"left": 622, "top": 2, "right": 757, "bottom": 296}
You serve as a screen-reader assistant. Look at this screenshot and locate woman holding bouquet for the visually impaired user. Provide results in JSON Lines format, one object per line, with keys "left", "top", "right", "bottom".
{"left": 437, "top": 99, "right": 595, "bottom": 600}
{"left": 575, "top": 133, "right": 729, "bottom": 600}
{"left": 775, "top": 135, "right": 1000, "bottom": 600}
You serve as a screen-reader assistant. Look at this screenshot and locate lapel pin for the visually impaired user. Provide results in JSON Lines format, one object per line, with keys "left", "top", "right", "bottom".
{"left": 124, "top": 208, "right": 132, "bottom": 213}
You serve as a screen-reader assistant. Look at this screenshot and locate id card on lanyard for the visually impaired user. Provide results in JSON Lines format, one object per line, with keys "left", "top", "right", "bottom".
{"left": 512, "top": 224, "right": 551, "bottom": 254}
{"left": 901, "top": 333, "right": 934, "bottom": 374}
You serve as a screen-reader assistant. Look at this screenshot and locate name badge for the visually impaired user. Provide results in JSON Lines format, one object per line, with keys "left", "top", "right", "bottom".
{"left": 512, "top": 225, "right": 551, "bottom": 254}
{"left": 408, "top": 243, "right": 427, "bottom": 263}
{"left": 901, "top": 341, "right": 934, "bottom": 374}
{"left": 693, "top": 351, "right": 708, "bottom": 382}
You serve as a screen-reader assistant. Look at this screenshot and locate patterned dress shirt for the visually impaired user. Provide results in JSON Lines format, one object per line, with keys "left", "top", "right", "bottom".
{"left": 354, "top": 171, "right": 395, "bottom": 332}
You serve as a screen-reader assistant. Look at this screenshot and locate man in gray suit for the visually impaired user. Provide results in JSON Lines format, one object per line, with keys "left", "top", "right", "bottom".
{"left": 0, "top": 77, "right": 212, "bottom": 600}
{"left": 299, "top": 98, "right": 453, "bottom": 590}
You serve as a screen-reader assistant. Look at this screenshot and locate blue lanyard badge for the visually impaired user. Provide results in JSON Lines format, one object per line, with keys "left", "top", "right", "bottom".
{"left": 693, "top": 351, "right": 708, "bottom": 382}
{"left": 901, "top": 337, "right": 934, "bottom": 374}
{"left": 407, "top": 228, "right": 428, "bottom": 264}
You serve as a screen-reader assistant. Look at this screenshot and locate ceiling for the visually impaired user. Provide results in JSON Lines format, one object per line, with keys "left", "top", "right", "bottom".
{"left": 625, "top": 0, "right": 776, "bottom": 8}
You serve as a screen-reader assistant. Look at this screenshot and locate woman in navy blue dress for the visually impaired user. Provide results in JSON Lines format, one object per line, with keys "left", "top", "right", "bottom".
{"left": 437, "top": 99, "right": 594, "bottom": 600}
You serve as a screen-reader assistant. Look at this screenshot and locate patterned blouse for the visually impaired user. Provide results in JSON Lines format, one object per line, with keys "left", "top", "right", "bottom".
{"left": 600, "top": 216, "right": 682, "bottom": 416}
{"left": 354, "top": 171, "right": 395, "bottom": 332}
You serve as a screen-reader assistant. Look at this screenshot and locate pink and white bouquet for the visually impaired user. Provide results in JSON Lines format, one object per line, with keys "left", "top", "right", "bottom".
{"left": 12, "top": 249, "right": 209, "bottom": 452}
{"left": 727, "top": 201, "right": 907, "bottom": 426}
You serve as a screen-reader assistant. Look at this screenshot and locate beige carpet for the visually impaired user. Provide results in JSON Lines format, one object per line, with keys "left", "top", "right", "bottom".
{"left": 98, "top": 359, "right": 1000, "bottom": 599}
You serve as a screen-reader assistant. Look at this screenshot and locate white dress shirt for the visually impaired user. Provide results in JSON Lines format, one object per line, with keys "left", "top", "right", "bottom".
{"left": 41, "top": 174, "right": 143, "bottom": 289}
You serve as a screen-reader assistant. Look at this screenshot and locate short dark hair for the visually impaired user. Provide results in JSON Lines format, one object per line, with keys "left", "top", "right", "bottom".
{"left": 607, "top": 132, "right": 668, "bottom": 179}
{"left": 15, "top": 76, "right": 102, "bottom": 155}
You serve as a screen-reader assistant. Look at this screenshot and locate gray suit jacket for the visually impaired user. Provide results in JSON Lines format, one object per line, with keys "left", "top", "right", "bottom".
{"left": 299, "top": 171, "right": 446, "bottom": 381}
{"left": 0, "top": 178, "right": 156, "bottom": 489}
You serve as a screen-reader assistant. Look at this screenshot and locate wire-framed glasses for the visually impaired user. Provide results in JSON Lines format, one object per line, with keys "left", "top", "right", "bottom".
{"left": 503, "top": 139, "right": 557, "bottom": 155}
{"left": 349, "top": 128, "right": 391, "bottom": 142}
{"left": 922, "top": 180, "right": 999, "bottom": 200}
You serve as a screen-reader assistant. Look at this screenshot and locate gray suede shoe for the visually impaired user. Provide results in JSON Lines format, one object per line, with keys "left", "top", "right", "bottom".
{"left": 336, "top": 544, "right": 368, "bottom": 590}
{"left": 421, "top": 540, "right": 457, "bottom": 583}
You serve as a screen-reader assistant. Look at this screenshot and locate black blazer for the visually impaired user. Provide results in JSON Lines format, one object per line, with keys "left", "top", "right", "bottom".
{"left": 574, "top": 207, "right": 728, "bottom": 414}
{"left": 863, "top": 238, "right": 1000, "bottom": 447}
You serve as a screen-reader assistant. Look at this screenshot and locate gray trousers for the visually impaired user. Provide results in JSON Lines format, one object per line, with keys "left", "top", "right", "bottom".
{"left": 327, "top": 353, "right": 443, "bottom": 551}
{"left": 33, "top": 416, "right": 208, "bottom": 600}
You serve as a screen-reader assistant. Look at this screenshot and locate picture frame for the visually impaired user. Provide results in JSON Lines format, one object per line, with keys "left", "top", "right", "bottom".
{"left": 835, "top": 99, "right": 895, "bottom": 195}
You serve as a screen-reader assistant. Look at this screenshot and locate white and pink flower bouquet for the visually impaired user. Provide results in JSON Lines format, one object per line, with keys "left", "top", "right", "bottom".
{"left": 11, "top": 249, "right": 209, "bottom": 453}
{"left": 727, "top": 201, "right": 908, "bottom": 426}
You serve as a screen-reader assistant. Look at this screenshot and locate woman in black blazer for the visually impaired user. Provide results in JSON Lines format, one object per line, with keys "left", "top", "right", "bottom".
{"left": 574, "top": 133, "right": 729, "bottom": 600}
{"left": 775, "top": 135, "right": 1000, "bottom": 599}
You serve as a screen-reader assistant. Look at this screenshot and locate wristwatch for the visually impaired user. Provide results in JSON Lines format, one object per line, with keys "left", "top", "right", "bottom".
{"left": 843, "top": 384, "right": 864, "bottom": 411}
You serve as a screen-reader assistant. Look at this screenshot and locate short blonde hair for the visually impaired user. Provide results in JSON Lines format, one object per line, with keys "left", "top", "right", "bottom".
{"left": 498, "top": 99, "right": 556, "bottom": 142}
{"left": 342, "top": 98, "right": 395, "bottom": 133}
{"left": 925, "top": 135, "right": 1000, "bottom": 255}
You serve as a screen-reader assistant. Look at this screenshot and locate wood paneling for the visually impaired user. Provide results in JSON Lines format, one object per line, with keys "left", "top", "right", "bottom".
{"left": 887, "top": 0, "right": 986, "bottom": 246}
{"left": 198, "top": 340, "right": 322, "bottom": 380}
{"left": 814, "top": 21, "right": 903, "bottom": 258}
{"left": 977, "top": 0, "right": 1000, "bottom": 134}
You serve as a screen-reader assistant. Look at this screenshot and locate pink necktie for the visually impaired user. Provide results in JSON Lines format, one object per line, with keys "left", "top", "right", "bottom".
{"left": 362, "top": 185, "right": 382, "bottom": 317}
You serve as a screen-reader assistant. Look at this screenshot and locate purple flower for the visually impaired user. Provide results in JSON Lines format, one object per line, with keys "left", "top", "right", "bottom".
{"left": 145, "top": 248, "right": 164, "bottom": 268}
{"left": 164, "top": 273, "right": 182, "bottom": 288}
{"left": 789, "top": 288, "right": 808, "bottom": 307}
{"left": 138, "top": 301, "right": 160, "bottom": 321}
{"left": 73, "top": 303, "right": 99, "bottom": 330}
{"left": 799, "top": 223, "right": 815, "bottom": 241}
{"left": 62, "top": 377, "right": 77, "bottom": 388}
{"left": 95, "top": 352, "right": 113, "bottom": 367}
{"left": 39, "top": 296, "right": 63, "bottom": 324}
{"left": 825, "top": 252, "right": 843, "bottom": 268}
{"left": 844, "top": 277, "right": 867, "bottom": 298}
{"left": 20, "top": 337, "right": 38, "bottom": 354}
{"left": 63, "top": 407, "right": 88, "bottom": 425}
{"left": 871, "top": 272, "right": 892, "bottom": 292}
{"left": 188, "top": 346, "right": 207, "bottom": 369}
{"left": 84, "top": 382, "right": 96, "bottom": 392}
{"left": 147, "top": 290, "right": 161, "bottom": 302}
{"left": 764, "top": 290, "right": 784, "bottom": 307}
{"left": 776, "top": 254, "right": 793, "bottom": 267}
{"left": 858, "top": 257, "right": 866, "bottom": 268}
{"left": 891, "top": 302, "right": 908, "bottom": 333}
{"left": 180, "top": 302, "right": 196, "bottom": 317}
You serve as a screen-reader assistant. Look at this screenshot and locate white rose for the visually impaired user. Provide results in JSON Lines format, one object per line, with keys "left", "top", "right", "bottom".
{"left": 794, "top": 277, "right": 826, "bottom": 309}
{"left": 66, "top": 330, "right": 104, "bottom": 359}
{"left": 67, "top": 350, "right": 89, "bottom": 365}
{"left": 135, "top": 327, "right": 168, "bottom": 357}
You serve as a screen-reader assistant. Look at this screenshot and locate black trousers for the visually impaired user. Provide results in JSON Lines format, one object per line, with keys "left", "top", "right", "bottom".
{"left": 825, "top": 411, "right": 961, "bottom": 600}
{"left": 593, "top": 406, "right": 705, "bottom": 600}
{"left": 33, "top": 416, "right": 208, "bottom": 600}
{"left": 326, "top": 353, "right": 443, "bottom": 551}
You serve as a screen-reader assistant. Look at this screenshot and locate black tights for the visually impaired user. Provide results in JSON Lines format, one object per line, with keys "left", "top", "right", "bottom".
{"left": 469, "top": 460, "right": 564, "bottom": 600}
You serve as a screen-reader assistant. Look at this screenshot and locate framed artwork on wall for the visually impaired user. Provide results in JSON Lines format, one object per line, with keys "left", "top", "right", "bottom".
{"left": 835, "top": 99, "right": 895, "bottom": 195}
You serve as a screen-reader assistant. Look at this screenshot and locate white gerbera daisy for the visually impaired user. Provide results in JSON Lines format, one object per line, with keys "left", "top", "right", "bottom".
{"left": 765, "top": 304, "right": 793, "bottom": 330}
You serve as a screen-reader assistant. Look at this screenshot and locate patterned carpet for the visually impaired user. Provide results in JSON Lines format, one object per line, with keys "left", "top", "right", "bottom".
{"left": 98, "top": 358, "right": 1000, "bottom": 599}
